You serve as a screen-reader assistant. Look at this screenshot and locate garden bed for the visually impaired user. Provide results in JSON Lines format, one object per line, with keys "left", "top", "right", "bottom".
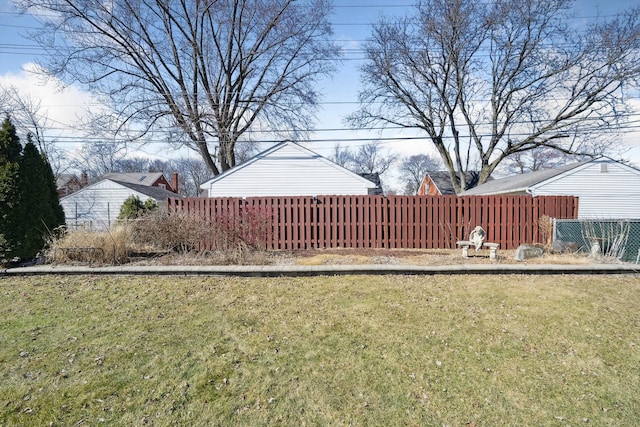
{"left": 125, "top": 247, "right": 599, "bottom": 267}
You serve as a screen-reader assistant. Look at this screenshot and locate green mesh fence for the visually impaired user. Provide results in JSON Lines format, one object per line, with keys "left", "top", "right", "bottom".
{"left": 553, "top": 219, "right": 640, "bottom": 263}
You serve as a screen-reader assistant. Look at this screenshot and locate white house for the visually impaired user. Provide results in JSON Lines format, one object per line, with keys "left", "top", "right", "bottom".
{"left": 60, "top": 176, "right": 178, "bottom": 230}
{"left": 460, "top": 157, "right": 640, "bottom": 219}
{"left": 199, "top": 141, "right": 379, "bottom": 197}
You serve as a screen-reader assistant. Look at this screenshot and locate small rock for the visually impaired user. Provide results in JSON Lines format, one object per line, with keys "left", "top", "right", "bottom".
{"left": 514, "top": 244, "right": 544, "bottom": 261}
{"left": 550, "top": 240, "right": 579, "bottom": 253}
{"left": 19, "top": 350, "right": 29, "bottom": 358}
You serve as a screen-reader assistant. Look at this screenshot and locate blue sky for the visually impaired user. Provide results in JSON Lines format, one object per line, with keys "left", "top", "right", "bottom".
{"left": 1, "top": 0, "right": 639, "bottom": 186}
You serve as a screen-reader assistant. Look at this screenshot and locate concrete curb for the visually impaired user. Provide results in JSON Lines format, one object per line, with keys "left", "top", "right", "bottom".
{"left": 3, "top": 263, "right": 639, "bottom": 277}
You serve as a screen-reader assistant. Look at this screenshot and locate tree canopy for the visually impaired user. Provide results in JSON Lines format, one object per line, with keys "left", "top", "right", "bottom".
{"left": 0, "top": 116, "right": 22, "bottom": 260}
{"left": 16, "top": 137, "right": 66, "bottom": 259}
{"left": 350, "top": 0, "right": 640, "bottom": 193}
{"left": 19, "top": 0, "right": 340, "bottom": 176}
{"left": 0, "top": 117, "right": 64, "bottom": 262}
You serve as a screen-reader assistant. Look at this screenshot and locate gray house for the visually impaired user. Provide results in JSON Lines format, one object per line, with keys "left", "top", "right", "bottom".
{"left": 460, "top": 158, "right": 640, "bottom": 219}
{"left": 60, "top": 174, "right": 178, "bottom": 230}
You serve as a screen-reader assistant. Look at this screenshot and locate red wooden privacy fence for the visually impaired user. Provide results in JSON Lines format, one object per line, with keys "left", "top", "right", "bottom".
{"left": 167, "top": 195, "right": 578, "bottom": 251}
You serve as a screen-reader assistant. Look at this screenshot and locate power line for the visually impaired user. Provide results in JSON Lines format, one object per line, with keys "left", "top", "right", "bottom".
{"left": 0, "top": 6, "right": 626, "bottom": 18}
{"left": 23, "top": 113, "right": 640, "bottom": 135}
{"left": 30, "top": 123, "right": 640, "bottom": 146}
{"left": 4, "top": 94, "right": 639, "bottom": 108}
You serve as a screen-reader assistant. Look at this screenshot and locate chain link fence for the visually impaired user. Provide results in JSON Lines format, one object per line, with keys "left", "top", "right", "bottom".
{"left": 553, "top": 219, "right": 640, "bottom": 263}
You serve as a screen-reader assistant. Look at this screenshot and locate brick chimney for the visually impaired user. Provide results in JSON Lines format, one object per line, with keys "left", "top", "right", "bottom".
{"left": 171, "top": 172, "right": 179, "bottom": 194}
{"left": 81, "top": 171, "right": 88, "bottom": 186}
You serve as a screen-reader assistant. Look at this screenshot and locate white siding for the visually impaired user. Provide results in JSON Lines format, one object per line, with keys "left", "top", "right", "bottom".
{"left": 531, "top": 160, "right": 640, "bottom": 219}
{"left": 203, "top": 143, "right": 375, "bottom": 197}
{"left": 60, "top": 180, "right": 157, "bottom": 230}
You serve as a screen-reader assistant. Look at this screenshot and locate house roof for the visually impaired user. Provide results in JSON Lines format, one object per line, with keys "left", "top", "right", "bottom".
{"left": 60, "top": 178, "right": 179, "bottom": 202}
{"left": 56, "top": 173, "right": 79, "bottom": 188}
{"left": 358, "top": 172, "right": 384, "bottom": 195}
{"left": 102, "top": 172, "right": 167, "bottom": 187}
{"left": 111, "top": 180, "right": 179, "bottom": 201}
{"left": 460, "top": 159, "right": 595, "bottom": 195}
{"left": 200, "top": 140, "right": 378, "bottom": 189}
{"left": 426, "top": 171, "right": 485, "bottom": 195}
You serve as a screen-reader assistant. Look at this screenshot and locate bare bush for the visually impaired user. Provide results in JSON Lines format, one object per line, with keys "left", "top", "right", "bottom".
{"left": 583, "top": 220, "right": 631, "bottom": 261}
{"left": 47, "top": 205, "right": 274, "bottom": 265}
{"left": 440, "top": 220, "right": 472, "bottom": 249}
{"left": 129, "top": 206, "right": 271, "bottom": 259}
{"left": 167, "top": 205, "right": 271, "bottom": 263}
{"left": 128, "top": 211, "right": 211, "bottom": 255}
{"left": 47, "top": 226, "right": 130, "bottom": 265}
{"left": 538, "top": 215, "right": 553, "bottom": 248}
{"left": 211, "top": 206, "right": 272, "bottom": 251}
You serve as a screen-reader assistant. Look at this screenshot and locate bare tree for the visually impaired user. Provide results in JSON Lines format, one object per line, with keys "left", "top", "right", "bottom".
{"left": 234, "top": 142, "right": 261, "bottom": 165}
{"left": 398, "top": 154, "right": 442, "bottom": 195}
{"left": 172, "top": 157, "right": 211, "bottom": 197}
{"left": 350, "top": 0, "right": 640, "bottom": 193}
{"left": 72, "top": 142, "right": 128, "bottom": 181}
{"left": 18, "top": 0, "right": 340, "bottom": 176}
{"left": 329, "top": 143, "right": 354, "bottom": 169}
{"left": 0, "top": 84, "right": 68, "bottom": 176}
{"left": 501, "top": 148, "right": 574, "bottom": 175}
{"left": 350, "top": 141, "right": 398, "bottom": 175}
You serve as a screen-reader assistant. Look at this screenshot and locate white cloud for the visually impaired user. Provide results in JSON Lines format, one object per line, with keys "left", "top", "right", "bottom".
{"left": 0, "top": 63, "right": 96, "bottom": 134}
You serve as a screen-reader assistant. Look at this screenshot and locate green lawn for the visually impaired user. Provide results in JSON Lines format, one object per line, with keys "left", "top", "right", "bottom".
{"left": 1, "top": 274, "right": 639, "bottom": 426}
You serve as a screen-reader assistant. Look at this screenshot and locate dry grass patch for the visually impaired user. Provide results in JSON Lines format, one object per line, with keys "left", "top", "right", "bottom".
{"left": 47, "top": 227, "right": 130, "bottom": 265}
{"left": 295, "top": 253, "right": 373, "bottom": 265}
{"left": 291, "top": 248, "right": 597, "bottom": 266}
{"left": 140, "top": 249, "right": 280, "bottom": 266}
{"left": 1, "top": 274, "right": 639, "bottom": 426}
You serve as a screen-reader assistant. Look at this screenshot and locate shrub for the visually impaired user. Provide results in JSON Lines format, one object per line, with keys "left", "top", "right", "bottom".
{"left": 538, "top": 215, "right": 553, "bottom": 247}
{"left": 211, "top": 205, "right": 272, "bottom": 251}
{"left": 582, "top": 220, "right": 631, "bottom": 260}
{"left": 128, "top": 210, "right": 211, "bottom": 254}
{"left": 0, "top": 118, "right": 64, "bottom": 262}
{"left": 47, "top": 204, "right": 274, "bottom": 265}
{"left": 47, "top": 226, "right": 131, "bottom": 265}
{"left": 127, "top": 205, "right": 272, "bottom": 259}
{"left": 118, "top": 195, "right": 158, "bottom": 220}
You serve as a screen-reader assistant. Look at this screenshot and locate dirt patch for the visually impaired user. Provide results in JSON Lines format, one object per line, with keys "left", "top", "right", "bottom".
{"left": 129, "top": 247, "right": 600, "bottom": 267}
{"left": 282, "top": 248, "right": 594, "bottom": 266}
